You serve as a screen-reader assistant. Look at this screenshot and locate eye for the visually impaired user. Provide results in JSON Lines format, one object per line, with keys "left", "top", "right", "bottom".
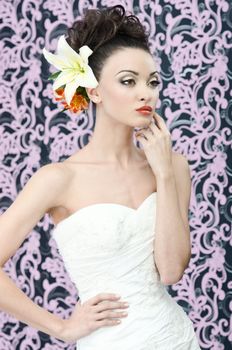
{"left": 121, "top": 78, "right": 161, "bottom": 88}
{"left": 150, "top": 80, "right": 160, "bottom": 88}
{"left": 121, "top": 79, "right": 135, "bottom": 86}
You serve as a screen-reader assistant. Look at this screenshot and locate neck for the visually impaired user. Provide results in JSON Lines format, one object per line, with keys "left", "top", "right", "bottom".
{"left": 86, "top": 110, "right": 144, "bottom": 170}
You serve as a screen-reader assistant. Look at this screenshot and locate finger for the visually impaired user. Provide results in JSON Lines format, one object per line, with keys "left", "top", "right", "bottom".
{"left": 96, "top": 319, "right": 121, "bottom": 327}
{"left": 89, "top": 293, "right": 120, "bottom": 306}
{"left": 135, "top": 132, "right": 148, "bottom": 143}
{"left": 152, "top": 113, "right": 161, "bottom": 128}
{"left": 148, "top": 117, "right": 161, "bottom": 135}
{"left": 136, "top": 126, "right": 154, "bottom": 138}
{"left": 95, "top": 309, "right": 127, "bottom": 321}
{"left": 135, "top": 132, "right": 144, "bottom": 141}
{"left": 95, "top": 301, "right": 128, "bottom": 313}
{"left": 153, "top": 112, "right": 169, "bottom": 133}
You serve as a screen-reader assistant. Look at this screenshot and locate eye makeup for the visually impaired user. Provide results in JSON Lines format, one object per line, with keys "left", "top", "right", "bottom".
{"left": 120, "top": 77, "right": 160, "bottom": 87}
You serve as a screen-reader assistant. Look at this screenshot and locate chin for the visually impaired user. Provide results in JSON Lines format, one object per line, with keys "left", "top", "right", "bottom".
{"left": 135, "top": 117, "right": 152, "bottom": 126}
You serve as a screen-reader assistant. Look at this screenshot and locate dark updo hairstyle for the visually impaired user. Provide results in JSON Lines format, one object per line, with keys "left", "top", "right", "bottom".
{"left": 66, "top": 4, "right": 151, "bottom": 83}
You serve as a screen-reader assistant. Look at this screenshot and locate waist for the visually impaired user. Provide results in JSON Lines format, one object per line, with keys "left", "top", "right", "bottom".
{"left": 78, "top": 265, "right": 162, "bottom": 304}
{"left": 79, "top": 275, "right": 165, "bottom": 306}
{"left": 76, "top": 290, "right": 188, "bottom": 350}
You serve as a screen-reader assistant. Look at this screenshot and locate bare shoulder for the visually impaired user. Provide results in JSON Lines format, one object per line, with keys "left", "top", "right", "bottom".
{"left": 37, "top": 162, "right": 74, "bottom": 205}
{"left": 1, "top": 162, "right": 73, "bottom": 226}
{"left": 37, "top": 162, "right": 72, "bottom": 184}
{"left": 25, "top": 162, "right": 71, "bottom": 200}
{"left": 0, "top": 162, "right": 73, "bottom": 266}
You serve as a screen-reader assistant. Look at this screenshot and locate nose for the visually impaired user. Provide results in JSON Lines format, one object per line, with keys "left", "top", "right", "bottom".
{"left": 137, "top": 84, "right": 156, "bottom": 102}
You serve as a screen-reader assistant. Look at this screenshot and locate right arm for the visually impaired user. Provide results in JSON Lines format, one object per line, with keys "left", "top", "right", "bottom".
{"left": 0, "top": 163, "right": 129, "bottom": 343}
{"left": 0, "top": 163, "right": 68, "bottom": 340}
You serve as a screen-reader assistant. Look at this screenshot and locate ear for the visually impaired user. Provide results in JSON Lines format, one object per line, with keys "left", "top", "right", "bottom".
{"left": 86, "top": 87, "right": 101, "bottom": 104}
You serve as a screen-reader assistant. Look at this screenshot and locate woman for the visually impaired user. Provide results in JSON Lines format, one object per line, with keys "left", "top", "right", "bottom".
{"left": 0, "top": 5, "right": 200, "bottom": 350}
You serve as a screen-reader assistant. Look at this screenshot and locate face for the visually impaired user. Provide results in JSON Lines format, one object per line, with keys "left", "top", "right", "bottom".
{"left": 87, "top": 47, "right": 160, "bottom": 127}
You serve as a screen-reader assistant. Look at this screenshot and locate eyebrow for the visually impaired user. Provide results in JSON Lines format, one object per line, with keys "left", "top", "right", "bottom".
{"left": 115, "top": 70, "right": 158, "bottom": 76}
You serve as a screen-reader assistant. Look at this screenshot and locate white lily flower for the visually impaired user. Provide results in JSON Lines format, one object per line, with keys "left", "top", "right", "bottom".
{"left": 42, "top": 34, "right": 98, "bottom": 105}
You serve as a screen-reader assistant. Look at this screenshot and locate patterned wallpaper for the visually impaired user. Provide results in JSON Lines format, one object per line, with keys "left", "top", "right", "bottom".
{"left": 0, "top": 0, "right": 231, "bottom": 349}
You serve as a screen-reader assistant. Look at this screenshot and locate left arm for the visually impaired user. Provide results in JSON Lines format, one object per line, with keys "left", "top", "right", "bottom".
{"left": 135, "top": 113, "right": 192, "bottom": 286}
{"left": 154, "top": 152, "right": 192, "bottom": 285}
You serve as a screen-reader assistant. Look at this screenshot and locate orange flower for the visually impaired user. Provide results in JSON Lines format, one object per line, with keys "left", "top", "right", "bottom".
{"left": 54, "top": 87, "right": 89, "bottom": 114}
{"left": 54, "top": 87, "right": 65, "bottom": 101}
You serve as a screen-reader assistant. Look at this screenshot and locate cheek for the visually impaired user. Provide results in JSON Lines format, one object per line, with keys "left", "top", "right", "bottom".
{"left": 115, "top": 90, "right": 130, "bottom": 104}
{"left": 104, "top": 85, "right": 129, "bottom": 105}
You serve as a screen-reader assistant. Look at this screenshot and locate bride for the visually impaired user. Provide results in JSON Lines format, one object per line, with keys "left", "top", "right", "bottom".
{"left": 0, "top": 4, "right": 200, "bottom": 349}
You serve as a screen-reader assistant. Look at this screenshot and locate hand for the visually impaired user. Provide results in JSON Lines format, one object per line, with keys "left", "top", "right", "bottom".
{"left": 135, "top": 112, "right": 173, "bottom": 177}
{"left": 60, "top": 293, "right": 129, "bottom": 343}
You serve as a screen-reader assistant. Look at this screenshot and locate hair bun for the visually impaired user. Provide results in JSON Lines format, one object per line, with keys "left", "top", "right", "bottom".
{"left": 66, "top": 5, "right": 151, "bottom": 82}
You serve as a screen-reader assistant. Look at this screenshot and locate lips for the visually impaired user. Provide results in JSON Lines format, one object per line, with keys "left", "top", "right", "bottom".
{"left": 136, "top": 106, "right": 152, "bottom": 112}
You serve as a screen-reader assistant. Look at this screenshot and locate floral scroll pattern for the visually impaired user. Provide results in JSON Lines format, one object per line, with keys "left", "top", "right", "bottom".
{"left": 0, "top": 0, "right": 231, "bottom": 349}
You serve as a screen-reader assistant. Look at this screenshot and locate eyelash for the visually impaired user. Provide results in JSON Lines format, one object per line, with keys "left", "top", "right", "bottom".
{"left": 121, "top": 79, "right": 161, "bottom": 88}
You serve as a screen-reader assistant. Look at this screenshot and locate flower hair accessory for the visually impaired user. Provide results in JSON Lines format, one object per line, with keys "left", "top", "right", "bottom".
{"left": 42, "top": 34, "right": 99, "bottom": 114}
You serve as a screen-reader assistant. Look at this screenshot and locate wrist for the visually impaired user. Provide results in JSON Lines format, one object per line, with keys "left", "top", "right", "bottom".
{"left": 57, "top": 320, "right": 68, "bottom": 342}
{"left": 59, "top": 318, "right": 81, "bottom": 343}
{"left": 52, "top": 318, "right": 68, "bottom": 342}
{"left": 155, "top": 169, "right": 175, "bottom": 181}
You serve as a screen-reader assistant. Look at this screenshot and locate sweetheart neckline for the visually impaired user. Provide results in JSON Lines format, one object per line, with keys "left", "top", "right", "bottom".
{"left": 53, "top": 191, "right": 157, "bottom": 230}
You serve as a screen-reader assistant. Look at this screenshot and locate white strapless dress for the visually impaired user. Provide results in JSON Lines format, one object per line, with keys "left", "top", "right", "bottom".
{"left": 52, "top": 191, "right": 201, "bottom": 350}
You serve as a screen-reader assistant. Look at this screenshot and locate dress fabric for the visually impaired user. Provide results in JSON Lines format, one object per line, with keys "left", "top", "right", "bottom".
{"left": 52, "top": 191, "right": 201, "bottom": 350}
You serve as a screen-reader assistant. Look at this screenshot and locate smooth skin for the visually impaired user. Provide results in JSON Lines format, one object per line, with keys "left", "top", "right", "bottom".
{"left": 0, "top": 47, "right": 192, "bottom": 343}
{"left": 0, "top": 165, "right": 129, "bottom": 343}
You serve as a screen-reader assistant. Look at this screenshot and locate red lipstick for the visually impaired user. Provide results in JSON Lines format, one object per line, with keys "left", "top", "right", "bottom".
{"left": 136, "top": 105, "right": 152, "bottom": 112}
{"left": 136, "top": 105, "right": 153, "bottom": 116}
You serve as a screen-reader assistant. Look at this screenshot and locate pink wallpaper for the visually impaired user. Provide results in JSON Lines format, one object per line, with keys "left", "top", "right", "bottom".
{"left": 0, "top": 1, "right": 231, "bottom": 349}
